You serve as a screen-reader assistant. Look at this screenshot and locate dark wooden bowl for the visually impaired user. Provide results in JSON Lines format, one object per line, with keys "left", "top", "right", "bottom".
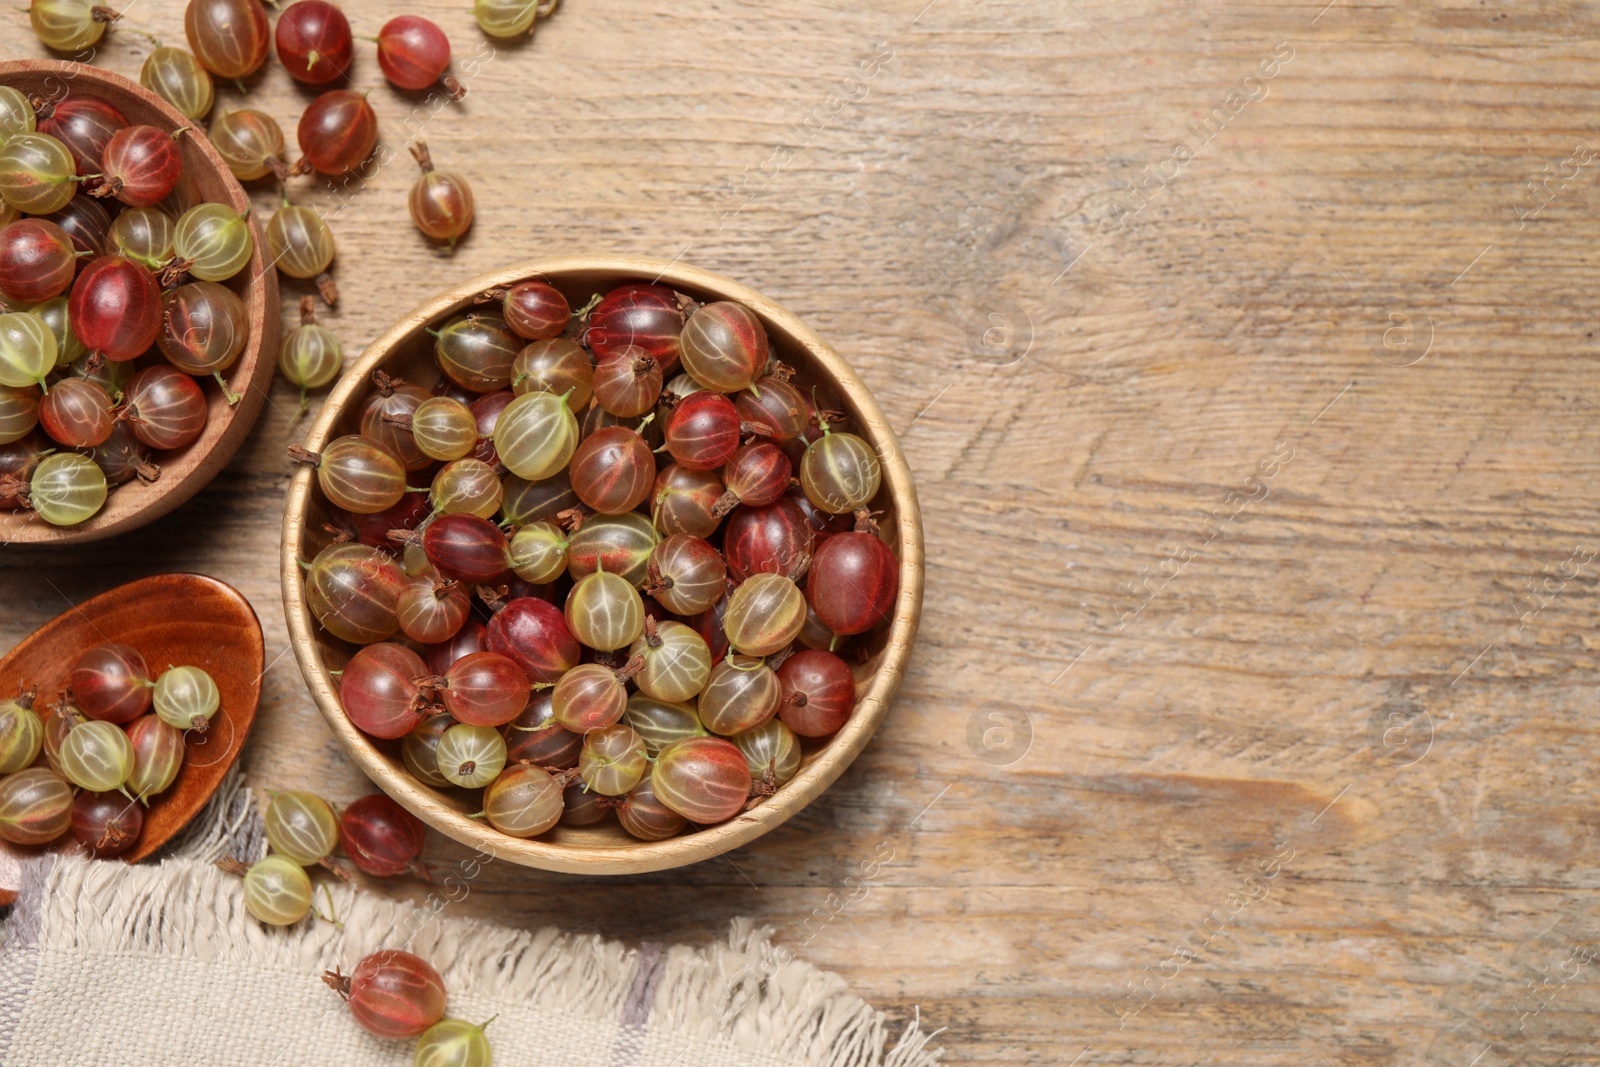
{"left": 282, "top": 256, "right": 925, "bottom": 875}
{"left": 0, "top": 573, "right": 264, "bottom": 903}
{"left": 0, "top": 60, "right": 280, "bottom": 545}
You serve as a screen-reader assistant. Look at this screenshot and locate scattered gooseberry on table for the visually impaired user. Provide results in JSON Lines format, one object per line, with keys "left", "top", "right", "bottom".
{"left": 210, "top": 108, "right": 285, "bottom": 181}
{"left": 474, "top": 0, "right": 553, "bottom": 37}
{"left": 408, "top": 142, "right": 475, "bottom": 246}
{"left": 297, "top": 89, "right": 378, "bottom": 178}
{"left": 340, "top": 793, "right": 429, "bottom": 879}
{"left": 279, "top": 296, "right": 343, "bottom": 405}
{"left": 29, "top": 0, "right": 118, "bottom": 53}
{"left": 184, "top": 0, "right": 271, "bottom": 80}
{"left": 275, "top": 0, "right": 353, "bottom": 85}
{"left": 266, "top": 202, "right": 338, "bottom": 302}
{"left": 379, "top": 16, "right": 460, "bottom": 95}
{"left": 265, "top": 789, "right": 342, "bottom": 868}
{"left": 140, "top": 47, "right": 215, "bottom": 121}
{"left": 415, "top": 1018, "right": 494, "bottom": 1067}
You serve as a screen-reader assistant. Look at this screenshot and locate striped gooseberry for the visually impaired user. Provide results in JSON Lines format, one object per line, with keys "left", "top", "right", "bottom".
{"left": 652, "top": 735, "right": 749, "bottom": 824}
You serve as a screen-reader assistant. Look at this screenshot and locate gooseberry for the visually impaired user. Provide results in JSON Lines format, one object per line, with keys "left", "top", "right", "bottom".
{"left": 107, "top": 206, "right": 178, "bottom": 269}
{"left": 699, "top": 654, "right": 781, "bottom": 736}
{"left": 569, "top": 421, "right": 655, "bottom": 514}
{"left": 408, "top": 142, "right": 474, "bottom": 245}
{"left": 435, "top": 313, "right": 518, "bottom": 392}
{"left": 481, "top": 763, "right": 562, "bottom": 837}
{"left": 172, "top": 202, "right": 254, "bottom": 282}
{"left": 185, "top": 0, "right": 270, "bottom": 79}
{"left": 493, "top": 388, "right": 578, "bottom": 480}
{"left": 436, "top": 722, "right": 506, "bottom": 788}
{"left": 124, "top": 713, "right": 183, "bottom": 803}
{"left": 0, "top": 219, "right": 76, "bottom": 304}
{"left": 29, "top": 0, "right": 116, "bottom": 53}
{"left": 502, "top": 690, "right": 581, "bottom": 769}
{"left": 586, "top": 282, "right": 682, "bottom": 372}
{"left": 265, "top": 789, "right": 340, "bottom": 867}
{"left": 297, "top": 89, "right": 377, "bottom": 177}
{"left": 652, "top": 463, "right": 723, "bottom": 538}
{"left": 617, "top": 770, "right": 687, "bottom": 841}
{"left": 209, "top": 108, "right": 285, "bottom": 181}
{"left": 153, "top": 664, "right": 220, "bottom": 732}
{"left": 140, "top": 47, "right": 215, "bottom": 121}
{"left": 722, "top": 498, "right": 813, "bottom": 582}
{"left": 39, "top": 376, "right": 114, "bottom": 447}
{"left": 275, "top": 0, "right": 353, "bottom": 85}
{"left": 325, "top": 950, "right": 447, "bottom": 1040}
{"left": 71, "top": 789, "right": 143, "bottom": 856}
{"left": 340, "top": 642, "right": 426, "bottom": 738}
{"left": 0, "top": 767, "right": 73, "bottom": 845}
{"left": 652, "top": 735, "right": 749, "bottom": 824}
{"left": 680, "top": 301, "right": 768, "bottom": 393}
{"left": 120, "top": 365, "right": 207, "bottom": 451}
{"left": 485, "top": 595, "right": 580, "bottom": 683}
{"left": 724, "top": 572, "right": 807, "bottom": 657}
{"left": 70, "top": 254, "right": 162, "bottom": 362}
{"left": 71, "top": 641, "right": 152, "bottom": 723}
{"left": 578, "top": 722, "right": 647, "bottom": 795}
{"left": 340, "top": 793, "right": 428, "bottom": 878}
{"left": 565, "top": 568, "right": 644, "bottom": 651}
{"left": 91, "top": 124, "right": 184, "bottom": 207}
{"left": 716, "top": 441, "right": 792, "bottom": 514}
{"left": 0, "top": 133, "right": 78, "bottom": 215}
{"left": 241, "top": 854, "right": 312, "bottom": 925}
{"left": 501, "top": 280, "right": 569, "bottom": 340}
{"left": 800, "top": 426, "right": 881, "bottom": 515}
{"left": 808, "top": 513, "right": 899, "bottom": 636}
{"left": 59, "top": 717, "right": 134, "bottom": 793}
{"left": 0, "top": 692, "right": 43, "bottom": 773}
{"left": 777, "top": 649, "right": 855, "bottom": 737}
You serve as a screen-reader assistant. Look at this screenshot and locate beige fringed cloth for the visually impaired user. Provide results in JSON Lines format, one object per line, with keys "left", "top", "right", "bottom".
{"left": 0, "top": 775, "right": 941, "bottom": 1067}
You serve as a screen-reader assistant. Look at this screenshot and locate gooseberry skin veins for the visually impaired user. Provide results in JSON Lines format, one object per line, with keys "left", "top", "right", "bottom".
{"left": 569, "top": 423, "right": 655, "bottom": 515}
{"left": 121, "top": 365, "right": 208, "bottom": 451}
{"left": 39, "top": 377, "right": 114, "bottom": 448}
{"left": 297, "top": 90, "right": 379, "bottom": 178}
{"left": 679, "top": 300, "right": 769, "bottom": 393}
{"left": 652, "top": 735, "right": 751, "bottom": 825}
{"left": 71, "top": 789, "right": 144, "bottom": 857}
{"left": 275, "top": 0, "right": 354, "bottom": 85}
{"left": 140, "top": 47, "right": 216, "bottom": 122}
{"left": 503, "top": 280, "right": 569, "bottom": 340}
{"left": 341, "top": 950, "right": 448, "bottom": 1040}
{"left": 378, "top": 16, "right": 453, "bottom": 91}
{"left": 420, "top": 512, "right": 510, "bottom": 584}
{"left": 340, "top": 793, "right": 427, "bottom": 878}
{"left": 97, "top": 124, "right": 183, "bottom": 207}
{"left": 339, "top": 642, "right": 426, "bottom": 739}
{"left": 70, "top": 255, "right": 163, "bottom": 363}
{"left": 808, "top": 528, "right": 900, "bottom": 636}
{"left": 587, "top": 283, "right": 684, "bottom": 374}
{"left": 433, "top": 650, "right": 529, "bottom": 728}
{"left": 0, "top": 766, "right": 73, "bottom": 845}
{"left": 777, "top": 649, "right": 857, "bottom": 737}
{"left": 71, "top": 642, "right": 153, "bottom": 724}
{"left": 264, "top": 789, "right": 340, "bottom": 866}
{"left": 185, "top": 0, "right": 272, "bottom": 80}
{"left": 485, "top": 596, "right": 581, "bottom": 684}
{"left": 482, "top": 763, "right": 563, "bottom": 838}
{"left": 722, "top": 498, "right": 814, "bottom": 583}
{"left": 0, "top": 218, "right": 77, "bottom": 304}
{"left": 243, "top": 855, "right": 312, "bottom": 926}
{"left": 663, "top": 390, "right": 740, "bottom": 471}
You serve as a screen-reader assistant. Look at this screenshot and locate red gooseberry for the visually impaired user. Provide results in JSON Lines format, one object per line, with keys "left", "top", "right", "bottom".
{"left": 339, "top": 793, "right": 428, "bottom": 878}
{"left": 91, "top": 125, "right": 184, "bottom": 207}
{"left": 377, "top": 16, "right": 458, "bottom": 95}
{"left": 776, "top": 649, "right": 856, "bottom": 737}
{"left": 39, "top": 97, "right": 129, "bottom": 176}
{"left": 714, "top": 441, "right": 791, "bottom": 515}
{"left": 339, "top": 642, "right": 427, "bottom": 739}
{"left": 325, "top": 950, "right": 446, "bottom": 1040}
{"left": 421, "top": 650, "right": 529, "bottom": 728}
{"left": 297, "top": 90, "right": 378, "bottom": 177}
{"left": 484, "top": 595, "right": 581, "bottom": 684}
{"left": 69, "top": 255, "right": 163, "bottom": 362}
{"left": 119, "top": 365, "right": 207, "bottom": 451}
{"left": 275, "top": 0, "right": 354, "bottom": 85}
{"left": 586, "top": 283, "right": 683, "bottom": 374}
{"left": 722, "top": 498, "right": 814, "bottom": 582}
{"left": 663, "top": 391, "right": 740, "bottom": 471}
{"left": 651, "top": 736, "right": 749, "bottom": 824}
{"left": 70, "top": 642, "right": 153, "bottom": 724}
{"left": 501, "top": 280, "right": 569, "bottom": 340}
{"left": 807, "top": 513, "right": 899, "bottom": 636}
{"left": 569, "top": 423, "right": 655, "bottom": 515}
{"left": 0, "top": 219, "right": 78, "bottom": 304}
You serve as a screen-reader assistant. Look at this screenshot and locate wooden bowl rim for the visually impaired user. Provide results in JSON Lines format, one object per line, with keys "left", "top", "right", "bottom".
{"left": 0, "top": 58, "right": 280, "bottom": 546}
{"left": 282, "top": 255, "right": 925, "bottom": 875}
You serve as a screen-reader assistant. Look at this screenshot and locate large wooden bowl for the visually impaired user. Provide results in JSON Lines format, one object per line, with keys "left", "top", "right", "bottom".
{"left": 0, "top": 60, "right": 279, "bottom": 545}
{"left": 282, "top": 256, "right": 923, "bottom": 875}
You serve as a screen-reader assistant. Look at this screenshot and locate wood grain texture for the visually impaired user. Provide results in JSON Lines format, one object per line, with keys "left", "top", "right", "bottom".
{"left": 1, "top": 1, "right": 1598, "bottom": 1063}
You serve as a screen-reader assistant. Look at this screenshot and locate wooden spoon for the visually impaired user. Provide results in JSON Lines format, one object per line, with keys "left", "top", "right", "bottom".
{"left": 0, "top": 574, "right": 264, "bottom": 905}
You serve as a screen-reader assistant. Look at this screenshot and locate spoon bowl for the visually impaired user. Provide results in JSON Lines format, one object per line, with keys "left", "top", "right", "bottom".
{"left": 0, "top": 573, "right": 263, "bottom": 901}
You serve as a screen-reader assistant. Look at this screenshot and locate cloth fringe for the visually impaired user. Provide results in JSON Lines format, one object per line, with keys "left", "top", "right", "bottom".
{"left": 1, "top": 774, "right": 941, "bottom": 1067}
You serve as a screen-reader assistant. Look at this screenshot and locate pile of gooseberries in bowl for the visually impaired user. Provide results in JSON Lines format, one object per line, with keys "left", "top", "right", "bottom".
{"left": 282, "top": 256, "right": 922, "bottom": 875}
{"left": 0, "top": 60, "right": 278, "bottom": 545}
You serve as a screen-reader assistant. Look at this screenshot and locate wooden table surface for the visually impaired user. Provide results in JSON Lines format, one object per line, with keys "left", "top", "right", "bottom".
{"left": 4, "top": 1, "right": 1599, "bottom": 1063}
